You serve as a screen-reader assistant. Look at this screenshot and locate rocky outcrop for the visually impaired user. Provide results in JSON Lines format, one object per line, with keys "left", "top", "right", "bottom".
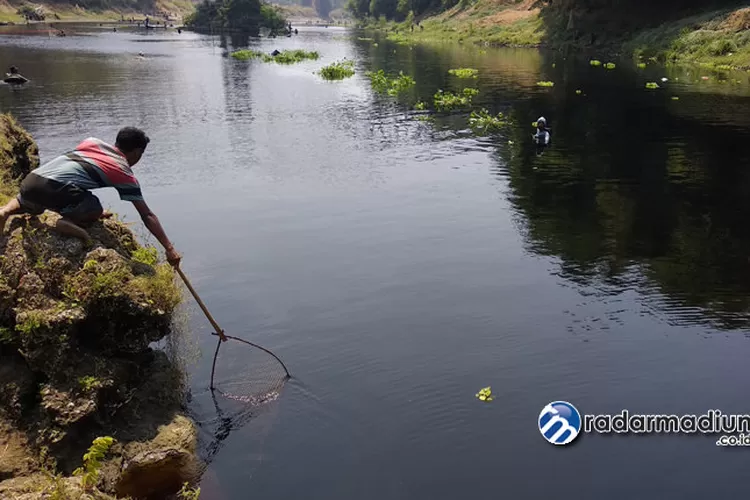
{"left": 0, "top": 113, "right": 201, "bottom": 498}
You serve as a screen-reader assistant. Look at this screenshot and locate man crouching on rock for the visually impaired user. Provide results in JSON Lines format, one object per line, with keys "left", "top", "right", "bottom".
{"left": 0, "top": 126, "right": 182, "bottom": 266}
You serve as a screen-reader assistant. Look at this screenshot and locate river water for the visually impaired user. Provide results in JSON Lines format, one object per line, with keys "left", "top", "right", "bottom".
{"left": 2, "top": 22, "right": 750, "bottom": 499}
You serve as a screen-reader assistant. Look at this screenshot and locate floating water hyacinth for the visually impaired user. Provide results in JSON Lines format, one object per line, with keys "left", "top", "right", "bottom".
{"left": 671, "top": 96, "right": 680, "bottom": 100}
{"left": 414, "top": 101, "right": 427, "bottom": 110}
{"left": 637, "top": 63, "right": 647, "bottom": 69}
{"left": 590, "top": 59, "right": 602, "bottom": 66}
{"left": 476, "top": 386, "right": 494, "bottom": 402}
{"left": 645, "top": 82, "right": 660, "bottom": 89}
{"left": 536, "top": 81, "right": 555, "bottom": 87}
{"left": 468, "top": 109, "right": 507, "bottom": 135}
{"left": 448, "top": 68, "right": 479, "bottom": 79}
{"left": 604, "top": 62, "right": 616, "bottom": 69}
{"left": 319, "top": 60, "right": 355, "bottom": 80}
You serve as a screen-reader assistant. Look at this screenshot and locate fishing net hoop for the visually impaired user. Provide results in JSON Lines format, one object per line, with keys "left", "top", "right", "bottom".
{"left": 209, "top": 333, "right": 291, "bottom": 391}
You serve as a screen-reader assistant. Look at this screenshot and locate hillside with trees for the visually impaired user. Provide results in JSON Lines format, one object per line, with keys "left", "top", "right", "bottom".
{"left": 348, "top": 0, "right": 750, "bottom": 67}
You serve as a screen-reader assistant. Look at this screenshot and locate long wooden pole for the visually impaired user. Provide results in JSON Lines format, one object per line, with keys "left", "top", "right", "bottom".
{"left": 175, "top": 266, "right": 228, "bottom": 343}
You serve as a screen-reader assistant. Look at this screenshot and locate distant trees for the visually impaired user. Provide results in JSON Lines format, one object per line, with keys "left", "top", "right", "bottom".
{"left": 314, "top": 0, "right": 333, "bottom": 19}
{"left": 185, "top": 0, "right": 287, "bottom": 33}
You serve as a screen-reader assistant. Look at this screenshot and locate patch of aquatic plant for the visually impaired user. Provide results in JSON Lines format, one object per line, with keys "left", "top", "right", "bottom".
{"left": 605, "top": 62, "right": 616, "bottom": 69}
{"left": 365, "top": 69, "right": 416, "bottom": 96}
{"left": 388, "top": 72, "right": 416, "bottom": 95}
{"left": 319, "top": 60, "right": 355, "bottom": 80}
{"left": 448, "top": 68, "right": 479, "bottom": 79}
{"left": 273, "top": 49, "right": 320, "bottom": 64}
{"left": 645, "top": 82, "right": 660, "bottom": 89}
{"left": 414, "top": 101, "right": 427, "bottom": 110}
{"left": 637, "top": 62, "right": 647, "bottom": 68}
{"left": 671, "top": 96, "right": 680, "bottom": 100}
{"left": 230, "top": 49, "right": 264, "bottom": 61}
{"left": 230, "top": 49, "right": 320, "bottom": 64}
{"left": 468, "top": 109, "right": 507, "bottom": 135}
{"left": 433, "top": 88, "right": 479, "bottom": 111}
{"left": 536, "top": 81, "right": 555, "bottom": 87}
{"left": 590, "top": 59, "right": 602, "bottom": 66}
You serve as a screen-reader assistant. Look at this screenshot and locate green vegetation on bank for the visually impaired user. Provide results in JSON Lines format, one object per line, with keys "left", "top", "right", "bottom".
{"left": 374, "top": 13, "right": 544, "bottom": 47}
{"left": 625, "top": 7, "right": 750, "bottom": 69}
{"left": 350, "top": 1, "right": 750, "bottom": 68}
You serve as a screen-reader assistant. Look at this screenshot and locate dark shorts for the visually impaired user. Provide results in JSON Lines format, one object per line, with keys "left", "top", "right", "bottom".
{"left": 17, "top": 173, "right": 103, "bottom": 220}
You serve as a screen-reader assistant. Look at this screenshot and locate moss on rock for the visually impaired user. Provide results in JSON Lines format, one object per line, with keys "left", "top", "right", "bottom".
{"left": 0, "top": 113, "right": 38, "bottom": 205}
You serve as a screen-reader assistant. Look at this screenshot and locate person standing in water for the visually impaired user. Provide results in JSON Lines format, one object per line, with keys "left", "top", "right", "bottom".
{"left": 534, "top": 116, "right": 551, "bottom": 145}
{"left": 0, "top": 127, "right": 182, "bottom": 266}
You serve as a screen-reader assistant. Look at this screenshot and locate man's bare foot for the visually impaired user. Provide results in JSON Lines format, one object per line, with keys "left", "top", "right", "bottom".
{"left": 51, "top": 218, "right": 93, "bottom": 242}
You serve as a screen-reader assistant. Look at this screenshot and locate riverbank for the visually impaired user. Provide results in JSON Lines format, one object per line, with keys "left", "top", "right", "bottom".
{"left": 370, "top": 1, "right": 750, "bottom": 69}
{"left": 0, "top": 0, "right": 194, "bottom": 25}
{"left": 0, "top": 114, "right": 201, "bottom": 499}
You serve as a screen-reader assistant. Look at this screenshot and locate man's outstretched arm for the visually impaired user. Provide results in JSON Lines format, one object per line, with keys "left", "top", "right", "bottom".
{"left": 132, "top": 200, "right": 181, "bottom": 266}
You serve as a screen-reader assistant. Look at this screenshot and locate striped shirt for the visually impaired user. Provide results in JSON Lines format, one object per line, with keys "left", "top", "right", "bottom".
{"left": 32, "top": 138, "right": 144, "bottom": 202}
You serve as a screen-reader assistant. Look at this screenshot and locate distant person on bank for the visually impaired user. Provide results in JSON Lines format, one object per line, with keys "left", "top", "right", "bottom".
{"left": 0, "top": 127, "right": 182, "bottom": 267}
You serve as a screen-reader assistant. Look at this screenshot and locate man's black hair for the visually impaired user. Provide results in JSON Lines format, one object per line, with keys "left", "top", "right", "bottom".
{"left": 115, "top": 127, "right": 150, "bottom": 153}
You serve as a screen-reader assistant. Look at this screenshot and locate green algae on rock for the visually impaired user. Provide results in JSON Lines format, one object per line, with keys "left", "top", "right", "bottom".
{"left": 0, "top": 113, "right": 38, "bottom": 204}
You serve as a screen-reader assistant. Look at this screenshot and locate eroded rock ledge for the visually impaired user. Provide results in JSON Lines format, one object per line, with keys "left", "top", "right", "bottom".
{"left": 0, "top": 114, "right": 201, "bottom": 499}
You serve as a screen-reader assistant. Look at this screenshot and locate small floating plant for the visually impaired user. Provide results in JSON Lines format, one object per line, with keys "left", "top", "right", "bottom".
{"left": 604, "top": 62, "right": 616, "bottom": 69}
{"left": 536, "top": 81, "right": 555, "bottom": 87}
{"left": 319, "top": 60, "right": 355, "bottom": 80}
{"left": 637, "top": 62, "right": 647, "bottom": 69}
{"left": 476, "top": 386, "right": 494, "bottom": 402}
{"left": 645, "top": 82, "right": 660, "bottom": 89}
{"left": 590, "top": 59, "right": 602, "bottom": 66}
{"left": 468, "top": 109, "right": 507, "bottom": 135}
{"left": 433, "top": 88, "right": 479, "bottom": 111}
{"left": 414, "top": 101, "right": 427, "bottom": 110}
{"left": 448, "top": 68, "right": 479, "bottom": 79}
{"left": 366, "top": 69, "right": 416, "bottom": 96}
